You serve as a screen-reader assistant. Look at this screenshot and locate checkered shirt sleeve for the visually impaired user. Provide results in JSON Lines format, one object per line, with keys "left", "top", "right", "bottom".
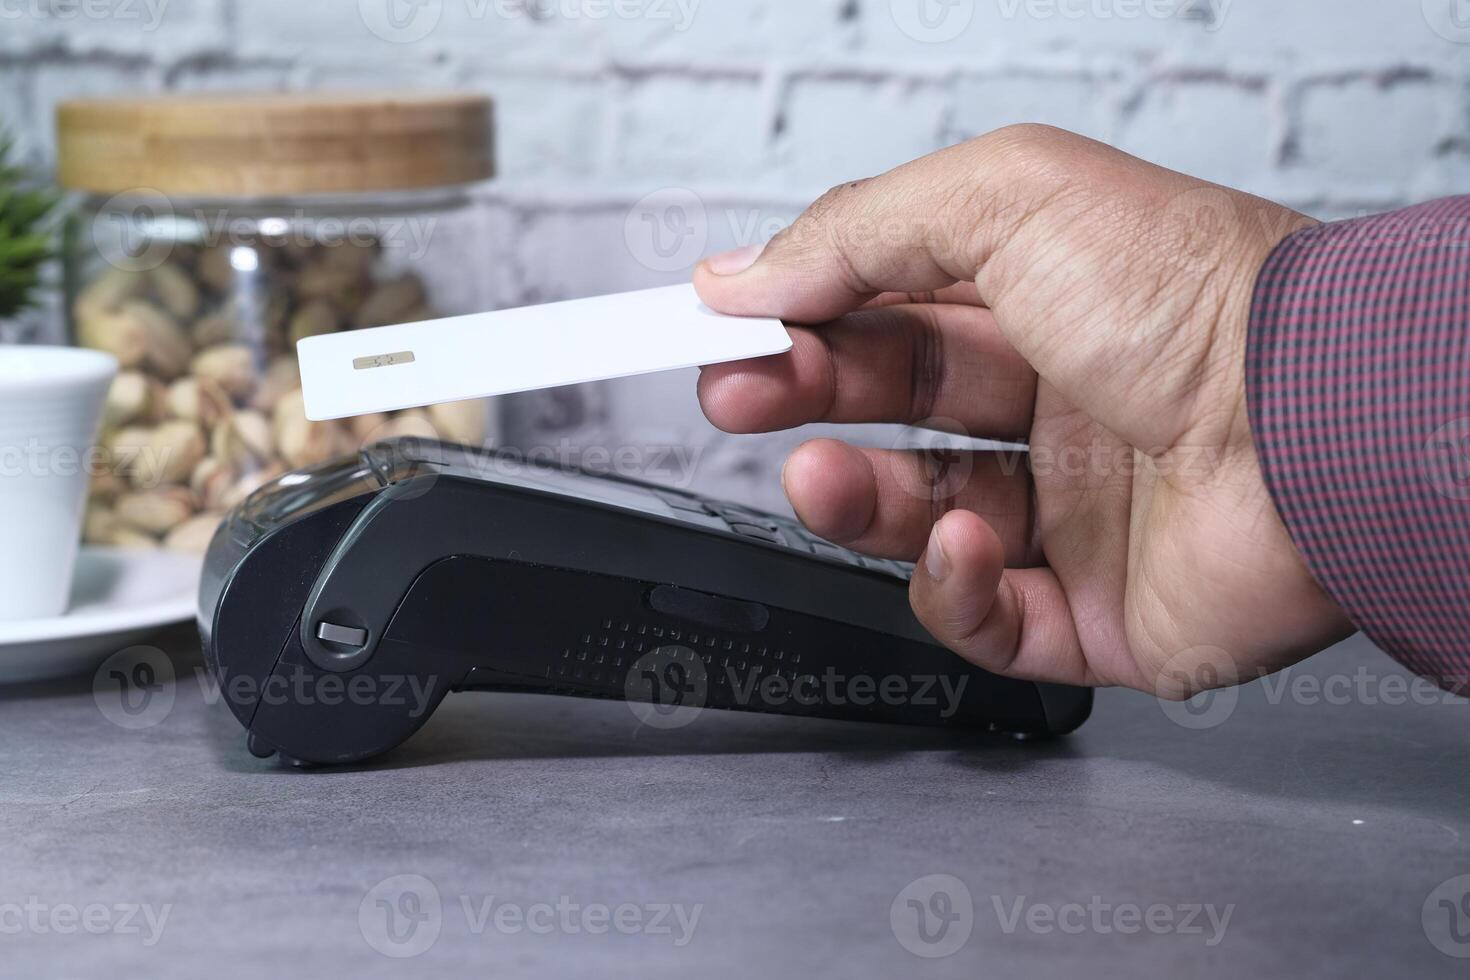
{"left": 1247, "top": 196, "right": 1470, "bottom": 691}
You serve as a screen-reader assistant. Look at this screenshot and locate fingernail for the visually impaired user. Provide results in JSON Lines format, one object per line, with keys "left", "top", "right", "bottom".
{"left": 924, "top": 522, "right": 950, "bottom": 582}
{"left": 704, "top": 244, "right": 764, "bottom": 276}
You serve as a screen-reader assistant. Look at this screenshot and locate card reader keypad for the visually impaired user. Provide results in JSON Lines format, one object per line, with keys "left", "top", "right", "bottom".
{"left": 658, "top": 489, "right": 913, "bottom": 581}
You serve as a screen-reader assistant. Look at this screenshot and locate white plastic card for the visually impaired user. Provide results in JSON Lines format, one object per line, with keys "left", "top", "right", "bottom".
{"left": 296, "top": 284, "right": 792, "bottom": 421}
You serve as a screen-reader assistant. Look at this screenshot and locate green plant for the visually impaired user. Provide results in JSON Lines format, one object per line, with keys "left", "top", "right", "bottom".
{"left": 0, "top": 133, "right": 60, "bottom": 321}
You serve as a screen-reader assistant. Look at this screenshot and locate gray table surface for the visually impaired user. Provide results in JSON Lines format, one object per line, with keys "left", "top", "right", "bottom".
{"left": 3, "top": 626, "right": 1468, "bottom": 979}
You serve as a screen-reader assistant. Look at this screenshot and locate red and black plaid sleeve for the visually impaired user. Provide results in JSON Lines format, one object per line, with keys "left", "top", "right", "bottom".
{"left": 1247, "top": 196, "right": 1470, "bottom": 692}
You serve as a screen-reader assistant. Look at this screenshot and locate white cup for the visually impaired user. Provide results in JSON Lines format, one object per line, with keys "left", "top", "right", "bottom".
{"left": 0, "top": 346, "right": 118, "bottom": 621}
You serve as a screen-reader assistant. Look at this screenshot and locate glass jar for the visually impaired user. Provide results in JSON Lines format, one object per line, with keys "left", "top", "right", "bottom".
{"left": 55, "top": 93, "right": 496, "bottom": 553}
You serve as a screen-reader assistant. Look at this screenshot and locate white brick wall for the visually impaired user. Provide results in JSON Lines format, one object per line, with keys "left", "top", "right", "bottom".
{"left": 1117, "top": 78, "right": 1275, "bottom": 188}
{"left": 4, "top": 0, "right": 1468, "bottom": 511}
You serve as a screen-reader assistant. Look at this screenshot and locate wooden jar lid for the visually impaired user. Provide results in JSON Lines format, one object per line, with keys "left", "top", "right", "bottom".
{"left": 57, "top": 92, "right": 495, "bottom": 197}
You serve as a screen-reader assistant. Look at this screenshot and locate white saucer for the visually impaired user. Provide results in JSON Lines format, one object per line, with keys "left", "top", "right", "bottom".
{"left": 0, "top": 547, "right": 201, "bottom": 684}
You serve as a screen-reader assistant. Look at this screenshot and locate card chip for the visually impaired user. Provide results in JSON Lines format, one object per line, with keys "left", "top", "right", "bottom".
{"left": 353, "top": 351, "right": 416, "bottom": 371}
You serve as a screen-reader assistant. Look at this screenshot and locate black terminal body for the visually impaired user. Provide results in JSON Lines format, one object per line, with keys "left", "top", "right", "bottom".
{"left": 199, "top": 438, "right": 1091, "bottom": 765}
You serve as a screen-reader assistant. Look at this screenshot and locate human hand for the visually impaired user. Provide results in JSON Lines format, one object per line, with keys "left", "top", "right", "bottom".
{"left": 692, "top": 125, "right": 1354, "bottom": 698}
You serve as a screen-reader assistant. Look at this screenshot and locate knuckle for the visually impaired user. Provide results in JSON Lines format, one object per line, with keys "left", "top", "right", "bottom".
{"left": 806, "top": 179, "right": 867, "bottom": 230}
{"left": 817, "top": 177, "right": 872, "bottom": 207}
{"left": 974, "top": 123, "right": 1075, "bottom": 171}
{"left": 936, "top": 126, "right": 1089, "bottom": 278}
{"left": 765, "top": 182, "right": 858, "bottom": 263}
{"left": 778, "top": 179, "right": 892, "bottom": 296}
{"left": 805, "top": 180, "right": 869, "bottom": 237}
